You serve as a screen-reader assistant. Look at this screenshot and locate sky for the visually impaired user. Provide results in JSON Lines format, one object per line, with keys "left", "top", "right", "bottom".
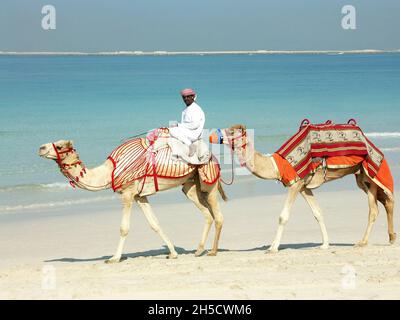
{"left": 0, "top": 0, "right": 399, "bottom": 52}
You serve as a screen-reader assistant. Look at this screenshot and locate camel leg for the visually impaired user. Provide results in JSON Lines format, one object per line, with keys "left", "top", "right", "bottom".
{"left": 383, "top": 197, "right": 396, "bottom": 244}
{"left": 105, "top": 191, "right": 134, "bottom": 264}
{"left": 205, "top": 186, "right": 224, "bottom": 256}
{"left": 356, "top": 182, "right": 379, "bottom": 247}
{"left": 182, "top": 181, "right": 214, "bottom": 257}
{"left": 135, "top": 196, "right": 178, "bottom": 259}
{"left": 376, "top": 188, "right": 397, "bottom": 245}
{"left": 267, "top": 182, "right": 303, "bottom": 253}
{"left": 301, "top": 188, "right": 330, "bottom": 249}
{"left": 355, "top": 173, "right": 368, "bottom": 194}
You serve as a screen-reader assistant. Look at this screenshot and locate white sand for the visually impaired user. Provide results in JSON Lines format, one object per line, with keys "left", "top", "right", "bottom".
{"left": 0, "top": 189, "right": 399, "bottom": 299}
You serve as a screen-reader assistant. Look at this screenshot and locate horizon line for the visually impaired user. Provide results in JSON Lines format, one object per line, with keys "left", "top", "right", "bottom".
{"left": 1, "top": 49, "right": 400, "bottom": 56}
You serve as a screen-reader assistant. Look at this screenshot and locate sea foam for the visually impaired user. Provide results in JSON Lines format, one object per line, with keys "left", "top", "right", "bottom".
{"left": 365, "top": 132, "right": 400, "bottom": 138}
{"left": 0, "top": 195, "right": 117, "bottom": 214}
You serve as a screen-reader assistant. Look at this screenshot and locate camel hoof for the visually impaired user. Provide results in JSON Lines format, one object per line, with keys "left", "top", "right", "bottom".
{"left": 166, "top": 252, "right": 178, "bottom": 259}
{"left": 195, "top": 248, "right": 206, "bottom": 257}
{"left": 320, "top": 244, "right": 330, "bottom": 250}
{"left": 265, "top": 248, "right": 278, "bottom": 254}
{"left": 207, "top": 251, "right": 217, "bottom": 256}
{"left": 105, "top": 258, "right": 121, "bottom": 264}
{"left": 355, "top": 241, "right": 367, "bottom": 248}
{"left": 389, "top": 233, "right": 397, "bottom": 245}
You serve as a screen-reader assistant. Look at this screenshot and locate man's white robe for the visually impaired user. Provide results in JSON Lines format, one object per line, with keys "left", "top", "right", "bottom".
{"left": 169, "top": 102, "right": 205, "bottom": 146}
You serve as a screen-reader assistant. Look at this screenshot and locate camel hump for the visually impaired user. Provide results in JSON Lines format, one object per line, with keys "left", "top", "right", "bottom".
{"left": 108, "top": 137, "right": 220, "bottom": 191}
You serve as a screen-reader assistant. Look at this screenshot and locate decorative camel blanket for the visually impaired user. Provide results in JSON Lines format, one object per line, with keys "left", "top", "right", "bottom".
{"left": 276, "top": 119, "right": 384, "bottom": 179}
{"left": 272, "top": 153, "right": 394, "bottom": 198}
{"left": 108, "top": 129, "right": 220, "bottom": 192}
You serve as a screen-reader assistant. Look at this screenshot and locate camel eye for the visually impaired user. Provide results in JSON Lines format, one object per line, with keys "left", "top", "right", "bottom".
{"left": 56, "top": 146, "right": 61, "bottom": 150}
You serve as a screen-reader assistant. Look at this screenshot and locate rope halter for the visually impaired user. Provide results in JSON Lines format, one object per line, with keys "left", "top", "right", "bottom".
{"left": 52, "top": 143, "right": 86, "bottom": 188}
{"left": 226, "top": 126, "right": 248, "bottom": 153}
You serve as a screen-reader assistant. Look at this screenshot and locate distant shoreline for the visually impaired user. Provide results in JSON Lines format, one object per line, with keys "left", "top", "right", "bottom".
{"left": 1, "top": 49, "right": 400, "bottom": 56}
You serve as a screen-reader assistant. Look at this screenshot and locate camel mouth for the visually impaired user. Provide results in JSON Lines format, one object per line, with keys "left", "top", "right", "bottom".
{"left": 39, "top": 152, "right": 57, "bottom": 160}
{"left": 38, "top": 149, "right": 55, "bottom": 159}
{"left": 38, "top": 145, "right": 52, "bottom": 158}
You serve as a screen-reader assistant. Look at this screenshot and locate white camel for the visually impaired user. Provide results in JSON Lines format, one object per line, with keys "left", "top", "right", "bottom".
{"left": 215, "top": 124, "right": 395, "bottom": 253}
{"left": 39, "top": 139, "right": 227, "bottom": 263}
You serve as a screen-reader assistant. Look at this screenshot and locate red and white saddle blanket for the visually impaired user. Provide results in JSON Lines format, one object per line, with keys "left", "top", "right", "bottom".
{"left": 108, "top": 128, "right": 220, "bottom": 192}
{"left": 276, "top": 119, "right": 384, "bottom": 179}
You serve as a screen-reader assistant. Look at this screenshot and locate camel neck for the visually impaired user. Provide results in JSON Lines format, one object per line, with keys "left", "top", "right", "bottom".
{"left": 59, "top": 153, "right": 111, "bottom": 191}
{"left": 235, "top": 141, "right": 279, "bottom": 180}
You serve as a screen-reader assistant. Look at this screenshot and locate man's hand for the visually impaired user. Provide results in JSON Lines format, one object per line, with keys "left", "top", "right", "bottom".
{"left": 146, "top": 129, "right": 158, "bottom": 143}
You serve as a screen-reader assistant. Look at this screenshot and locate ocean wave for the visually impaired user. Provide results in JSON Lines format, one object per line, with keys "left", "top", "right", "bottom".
{"left": 0, "top": 182, "right": 70, "bottom": 193}
{"left": 0, "top": 195, "right": 117, "bottom": 213}
{"left": 365, "top": 132, "right": 400, "bottom": 138}
{"left": 380, "top": 147, "right": 400, "bottom": 152}
{"left": 1, "top": 49, "right": 399, "bottom": 56}
{"left": 256, "top": 134, "right": 290, "bottom": 140}
{"left": 0, "top": 131, "right": 15, "bottom": 136}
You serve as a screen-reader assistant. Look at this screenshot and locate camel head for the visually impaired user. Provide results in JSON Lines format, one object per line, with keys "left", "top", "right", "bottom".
{"left": 38, "top": 140, "right": 74, "bottom": 161}
{"left": 209, "top": 124, "right": 248, "bottom": 150}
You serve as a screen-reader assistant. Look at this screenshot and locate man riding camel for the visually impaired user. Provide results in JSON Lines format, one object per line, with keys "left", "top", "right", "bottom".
{"left": 169, "top": 88, "right": 205, "bottom": 148}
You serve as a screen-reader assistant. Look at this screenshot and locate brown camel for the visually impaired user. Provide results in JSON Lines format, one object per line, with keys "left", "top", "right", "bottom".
{"left": 215, "top": 124, "right": 395, "bottom": 253}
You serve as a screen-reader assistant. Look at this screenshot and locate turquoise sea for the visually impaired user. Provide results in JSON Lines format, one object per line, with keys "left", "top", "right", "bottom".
{"left": 1, "top": 53, "right": 400, "bottom": 214}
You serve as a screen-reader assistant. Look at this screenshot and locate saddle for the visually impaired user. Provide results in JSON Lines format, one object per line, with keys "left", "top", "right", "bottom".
{"left": 108, "top": 128, "right": 220, "bottom": 195}
{"left": 276, "top": 119, "right": 384, "bottom": 179}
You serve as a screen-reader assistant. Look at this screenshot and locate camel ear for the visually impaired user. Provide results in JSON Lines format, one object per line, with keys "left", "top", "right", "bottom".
{"left": 67, "top": 140, "right": 74, "bottom": 148}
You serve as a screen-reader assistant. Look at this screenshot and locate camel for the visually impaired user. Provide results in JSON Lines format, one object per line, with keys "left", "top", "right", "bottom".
{"left": 214, "top": 124, "right": 395, "bottom": 253}
{"left": 38, "top": 138, "right": 227, "bottom": 263}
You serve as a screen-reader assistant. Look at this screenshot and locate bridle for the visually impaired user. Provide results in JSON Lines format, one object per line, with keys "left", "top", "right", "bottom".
{"left": 225, "top": 128, "right": 248, "bottom": 161}
{"left": 52, "top": 143, "right": 110, "bottom": 190}
{"left": 52, "top": 143, "right": 86, "bottom": 188}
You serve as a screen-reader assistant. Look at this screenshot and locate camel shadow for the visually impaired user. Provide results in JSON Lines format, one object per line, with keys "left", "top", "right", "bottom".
{"left": 266, "top": 242, "right": 354, "bottom": 251}
{"left": 44, "top": 246, "right": 194, "bottom": 263}
{"left": 221, "top": 242, "right": 353, "bottom": 253}
{"left": 44, "top": 242, "right": 354, "bottom": 264}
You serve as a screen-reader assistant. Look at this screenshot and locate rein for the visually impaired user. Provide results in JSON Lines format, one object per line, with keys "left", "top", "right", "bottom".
{"left": 52, "top": 143, "right": 110, "bottom": 190}
{"left": 220, "top": 146, "right": 235, "bottom": 185}
{"left": 120, "top": 131, "right": 149, "bottom": 143}
{"left": 219, "top": 128, "right": 248, "bottom": 185}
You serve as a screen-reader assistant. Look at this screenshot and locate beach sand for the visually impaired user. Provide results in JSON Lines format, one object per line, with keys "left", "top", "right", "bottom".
{"left": 0, "top": 189, "right": 399, "bottom": 300}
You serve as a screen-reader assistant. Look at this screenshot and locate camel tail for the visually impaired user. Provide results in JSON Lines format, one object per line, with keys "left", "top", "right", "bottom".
{"left": 218, "top": 181, "right": 228, "bottom": 202}
{"left": 378, "top": 189, "right": 396, "bottom": 244}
